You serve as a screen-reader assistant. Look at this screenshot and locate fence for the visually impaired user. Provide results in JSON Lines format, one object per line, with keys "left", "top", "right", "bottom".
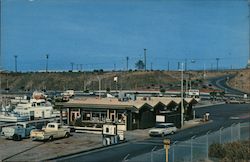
{"left": 128, "top": 122, "right": 250, "bottom": 162}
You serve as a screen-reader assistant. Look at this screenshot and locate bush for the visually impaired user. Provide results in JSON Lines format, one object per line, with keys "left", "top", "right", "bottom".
{"left": 209, "top": 141, "right": 250, "bottom": 161}
{"left": 209, "top": 143, "right": 225, "bottom": 158}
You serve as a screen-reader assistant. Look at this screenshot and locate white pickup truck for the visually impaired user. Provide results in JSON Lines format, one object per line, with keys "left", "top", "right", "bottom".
{"left": 30, "top": 123, "right": 70, "bottom": 141}
{"left": 1, "top": 122, "right": 36, "bottom": 141}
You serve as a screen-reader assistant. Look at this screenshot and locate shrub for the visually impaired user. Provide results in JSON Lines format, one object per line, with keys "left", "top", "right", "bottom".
{"left": 209, "top": 143, "right": 225, "bottom": 158}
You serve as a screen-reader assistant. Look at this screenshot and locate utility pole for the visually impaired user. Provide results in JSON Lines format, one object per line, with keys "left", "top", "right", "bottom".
{"left": 203, "top": 64, "right": 206, "bottom": 80}
{"left": 167, "top": 62, "right": 170, "bottom": 71}
{"left": 150, "top": 62, "right": 153, "bottom": 71}
{"left": 70, "top": 62, "right": 74, "bottom": 71}
{"left": 45, "top": 54, "right": 49, "bottom": 72}
{"left": 14, "top": 55, "right": 18, "bottom": 72}
{"left": 178, "top": 62, "right": 180, "bottom": 70}
{"left": 144, "top": 48, "right": 147, "bottom": 71}
{"left": 80, "top": 64, "right": 83, "bottom": 71}
{"left": 126, "top": 56, "right": 129, "bottom": 71}
{"left": 216, "top": 58, "right": 220, "bottom": 71}
{"left": 97, "top": 76, "right": 101, "bottom": 100}
{"left": 185, "top": 58, "right": 187, "bottom": 71}
{"left": 114, "top": 63, "right": 116, "bottom": 71}
{"left": 181, "top": 63, "right": 184, "bottom": 127}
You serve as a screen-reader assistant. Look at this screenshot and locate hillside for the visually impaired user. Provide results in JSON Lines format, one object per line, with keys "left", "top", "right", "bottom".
{"left": 228, "top": 69, "right": 250, "bottom": 94}
{"left": 0, "top": 70, "right": 241, "bottom": 93}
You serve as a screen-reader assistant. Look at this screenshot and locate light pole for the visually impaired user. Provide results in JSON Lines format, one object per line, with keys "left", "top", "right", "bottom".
{"left": 181, "top": 62, "right": 184, "bottom": 127}
{"left": 14, "top": 55, "right": 18, "bottom": 72}
{"left": 144, "top": 48, "right": 147, "bottom": 71}
{"left": 97, "top": 76, "right": 101, "bottom": 100}
{"left": 216, "top": 58, "right": 220, "bottom": 71}
{"left": 45, "top": 54, "right": 49, "bottom": 72}
{"left": 70, "top": 62, "right": 74, "bottom": 71}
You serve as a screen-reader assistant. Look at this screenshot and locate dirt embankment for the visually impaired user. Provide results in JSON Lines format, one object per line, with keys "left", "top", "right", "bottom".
{"left": 228, "top": 69, "right": 250, "bottom": 94}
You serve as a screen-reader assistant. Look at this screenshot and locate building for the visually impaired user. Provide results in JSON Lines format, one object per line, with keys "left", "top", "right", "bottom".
{"left": 54, "top": 97, "right": 199, "bottom": 130}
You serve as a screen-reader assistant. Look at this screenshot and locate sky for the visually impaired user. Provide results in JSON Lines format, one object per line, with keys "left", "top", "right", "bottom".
{"left": 0, "top": 0, "right": 249, "bottom": 71}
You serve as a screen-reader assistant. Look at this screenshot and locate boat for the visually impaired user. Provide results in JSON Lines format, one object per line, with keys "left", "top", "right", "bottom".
{"left": 0, "top": 106, "right": 29, "bottom": 122}
{"left": 14, "top": 98, "right": 59, "bottom": 119}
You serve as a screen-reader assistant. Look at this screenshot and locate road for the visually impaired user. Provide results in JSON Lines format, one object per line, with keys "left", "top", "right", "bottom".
{"left": 55, "top": 103, "right": 250, "bottom": 162}
{"left": 208, "top": 74, "right": 245, "bottom": 95}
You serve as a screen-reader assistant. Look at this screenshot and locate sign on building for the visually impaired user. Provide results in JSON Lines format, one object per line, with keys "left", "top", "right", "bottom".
{"left": 156, "top": 115, "right": 165, "bottom": 122}
{"left": 188, "top": 89, "right": 200, "bottom": 96}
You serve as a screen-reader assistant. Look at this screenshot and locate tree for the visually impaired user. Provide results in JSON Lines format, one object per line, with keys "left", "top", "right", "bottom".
{"left": 135, "top": 60, "right": 145, "bottom": 70}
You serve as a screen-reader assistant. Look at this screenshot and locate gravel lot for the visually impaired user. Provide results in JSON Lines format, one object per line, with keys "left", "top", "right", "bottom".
{"left": 0, "top": 133, "right": 102, "bottom": 161}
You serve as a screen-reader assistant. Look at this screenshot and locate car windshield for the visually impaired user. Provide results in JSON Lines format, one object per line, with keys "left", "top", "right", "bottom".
{"left": 155, "top": 125, "right": 167, "bottom": 128}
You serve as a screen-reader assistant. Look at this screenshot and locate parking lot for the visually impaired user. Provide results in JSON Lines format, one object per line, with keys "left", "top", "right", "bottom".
{"left": 0, "top": 133, "right": 102, "bottom": 161}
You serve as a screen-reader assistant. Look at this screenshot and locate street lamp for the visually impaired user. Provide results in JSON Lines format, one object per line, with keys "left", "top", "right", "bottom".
{"left": 97, "top": 76, "right": 101, "bottom": 100}
{"left": 14, "top": 55, "right": 18, "bottom": 72}
{"left": 45, "top": 54, "right": 49, "bottom": 72}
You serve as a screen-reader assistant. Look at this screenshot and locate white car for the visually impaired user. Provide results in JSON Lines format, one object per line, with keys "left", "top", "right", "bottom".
{"left": 149, "top": 123, "right": 177, "bottom": 137}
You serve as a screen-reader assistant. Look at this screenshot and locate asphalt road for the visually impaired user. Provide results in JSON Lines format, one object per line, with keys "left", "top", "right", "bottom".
{"left": 208, "top": 74, "right": 245, "bottom": 95}
{"left": 55, "top": 103, "right": 250, "bottom": 162}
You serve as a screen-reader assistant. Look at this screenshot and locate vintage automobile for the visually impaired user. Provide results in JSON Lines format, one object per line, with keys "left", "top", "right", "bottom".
{"left": 149, "top": 123, "right": 177, "bottom": 137}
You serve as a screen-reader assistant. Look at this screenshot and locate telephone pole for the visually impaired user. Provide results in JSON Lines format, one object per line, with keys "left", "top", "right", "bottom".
{"left": 144, "top": 48, "right": 147, "bottom": 71}
{"left": 70, "top": 62, "right": 74, "bottom": 71}
{"left": 45, "top": 54, "right": 49, "bottom": 72}
{"left": 126, "top": 56, "right": 129, "bottom": 71}
{"left": 216, "top": 58, "right": 220, "bottom": 71}
{"left": 14, "top": 55, "right": 18, "bottom": 72}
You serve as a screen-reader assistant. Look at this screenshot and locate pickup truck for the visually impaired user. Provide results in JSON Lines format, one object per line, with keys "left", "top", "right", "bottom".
{"left": 30, "top": 123, "right": 70, "bottom": 141}
{"left": 1, "top": 122, "right": 36, "bottom": 141}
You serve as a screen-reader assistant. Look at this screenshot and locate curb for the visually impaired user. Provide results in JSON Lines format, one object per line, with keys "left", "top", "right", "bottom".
{"left": 45, "top": 140, "right": 128, "bottom": 161}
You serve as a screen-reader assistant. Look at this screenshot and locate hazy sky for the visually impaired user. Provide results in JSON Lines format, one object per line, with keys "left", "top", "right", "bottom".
{"left": 1, "top": 0, "right": 249, "bottom": 71}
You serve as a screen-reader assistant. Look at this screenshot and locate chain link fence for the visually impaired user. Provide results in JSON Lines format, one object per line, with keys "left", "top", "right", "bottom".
{"left": 127, "top": 122, "right": 249, "bottom": 162}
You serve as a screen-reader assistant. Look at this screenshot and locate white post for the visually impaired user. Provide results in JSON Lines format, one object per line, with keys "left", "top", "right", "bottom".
{"left": 206, "top": 131, "right": 211, "bottom": 160}
{"left": 219, "top": 127, "right": 223, "bottom": 144}
{"left": 191, "top": 136, "right": 195, "bottom": 162}
{"left": 172, "top": 141, "right": 178, "bottom": 162}
{"left": 238, "top": 123, "right": 241, "bottom": 140}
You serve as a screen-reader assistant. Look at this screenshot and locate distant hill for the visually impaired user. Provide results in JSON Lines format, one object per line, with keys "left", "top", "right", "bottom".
{"left": 0, "top": 70, "right": 242, "bottom": 93}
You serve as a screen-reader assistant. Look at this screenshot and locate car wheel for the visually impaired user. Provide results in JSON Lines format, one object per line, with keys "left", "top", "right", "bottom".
{"left": 64, "top": 132, "right": 70, "bottom": 138}
{"left": 48, "top": 136, "right": 54, "bottom": 141}
{"left": 171, "top": 131, "right": 175, "bottom": 135}
{"left": 161, "top": 132, "right": 165, "bottom": 137}
{"left": 18, "top": 135, "right": 22, "bottom": 141}
{"left": 13, "top": 134, "right": 18, "bottom": 141}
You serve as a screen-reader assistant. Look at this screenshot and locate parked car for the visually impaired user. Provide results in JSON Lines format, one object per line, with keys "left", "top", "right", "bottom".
{"left": 1, "top": 122, "right": 36, "bottom": 141}
{"left": 30, "top": 123, "right": 70, "bottom": 141}
{"left": 149, "top": 123, "right": 177, "bottom": 137}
